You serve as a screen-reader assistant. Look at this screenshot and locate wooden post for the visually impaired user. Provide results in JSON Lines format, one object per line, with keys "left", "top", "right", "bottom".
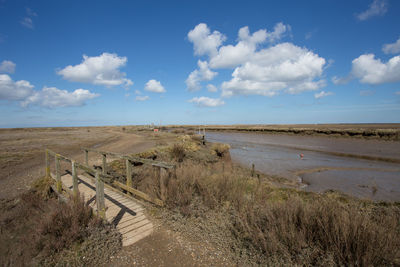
{"left": 84, "top": 149, "right": 89, "bottom": 166}
{"left": 95, "top": 171, "right": 105, "bottom": 219}
{"left": 126, "top": 159, "right": 133, "bottom": 195}
{"left": 72, "top": 160, "right": 79, "bottom": 197}
{"left": 251, "top": 163, "right": 255, "bottom": 177}
{"left": 159, "top": 167, "right": 168, "bottom": 201}
{"left": 45, "top": 149, "right": 50, "bottom": 178}
{"left": 102, "top": 153, "right": 107, "bottom": 175}
{"left": 55, "top": 154, "right": 62, "bottom": 193}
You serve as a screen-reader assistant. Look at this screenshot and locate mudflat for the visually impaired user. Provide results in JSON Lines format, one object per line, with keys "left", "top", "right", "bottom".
{"left": 207, "top": 131, "right": 400, "bottom": 201}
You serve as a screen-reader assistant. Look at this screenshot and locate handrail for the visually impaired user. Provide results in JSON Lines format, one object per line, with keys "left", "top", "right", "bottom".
{"left": 82, "top": 147, "right": 175, "bottom": 169}
{"left": 45, "top": 147, "right": 167, "bottom": 208}
{"left": 46, "top": 149, "right": 112, "bottom": 181}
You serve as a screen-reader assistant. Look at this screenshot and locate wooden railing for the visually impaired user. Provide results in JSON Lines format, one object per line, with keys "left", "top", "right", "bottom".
{"left": 82, "top": 148, "right": 175, "bottom": 206}
{"left": 45, "top": 147, "right": 175, "bottom": 215}
{"left": 45, "top": 149, "right": 111, "bottom": 218}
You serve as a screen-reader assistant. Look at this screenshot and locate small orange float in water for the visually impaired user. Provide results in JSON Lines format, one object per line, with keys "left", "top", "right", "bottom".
{"left": 300, "top": 153, "right": 304, "bottom": 159}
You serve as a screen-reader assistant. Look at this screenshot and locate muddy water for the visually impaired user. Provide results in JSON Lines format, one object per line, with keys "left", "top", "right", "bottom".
{"left": 206, "top": 132, "right": 400, "bottom": 202}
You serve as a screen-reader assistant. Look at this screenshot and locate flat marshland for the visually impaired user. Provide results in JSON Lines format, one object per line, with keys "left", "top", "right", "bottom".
{"left": 1, "top": 125, "right": 400, "bottom": 265}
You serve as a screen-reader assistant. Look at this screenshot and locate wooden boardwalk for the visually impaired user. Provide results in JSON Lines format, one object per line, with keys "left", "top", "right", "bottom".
{"left": 61, "top": 173, "right": 153, "bottom": 246}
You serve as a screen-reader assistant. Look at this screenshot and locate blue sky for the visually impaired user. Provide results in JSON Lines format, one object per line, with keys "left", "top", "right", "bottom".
{"left": 0, "top": 0, "right": 399, "bottom": 127}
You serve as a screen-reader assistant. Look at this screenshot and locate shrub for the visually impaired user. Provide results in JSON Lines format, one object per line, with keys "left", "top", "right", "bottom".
{"left": 211, "top": 143, "right": 230, "bottom": 157}
{"left": 170, "top": 143, "right": 186, "bottom": 162}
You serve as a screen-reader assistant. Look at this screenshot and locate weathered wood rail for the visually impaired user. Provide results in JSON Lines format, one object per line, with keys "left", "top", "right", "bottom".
{"left": 82, "top": 147, "right": 175, "bottom": 206}
{"left": 46, "top": 147, "right": 175, "bottom": 212}
{"left": 45, "top": 149, "right": 111, "bottom": 217}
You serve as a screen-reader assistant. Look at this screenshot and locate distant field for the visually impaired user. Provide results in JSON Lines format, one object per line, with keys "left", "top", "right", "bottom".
{"left": 168, "top": 124, "right": 400, "bottom": 141}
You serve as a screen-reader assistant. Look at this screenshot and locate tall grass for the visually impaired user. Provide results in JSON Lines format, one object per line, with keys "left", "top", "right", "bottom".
{"left": 164, "top": 161, "right": 400, "bottom": 265}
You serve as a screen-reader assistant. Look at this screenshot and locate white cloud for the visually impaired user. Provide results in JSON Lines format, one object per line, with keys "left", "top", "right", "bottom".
{"left": 383, "top": 37, "right": 400, "bottom": 54}
{"left": 187, "top": 23, "right": 226, "bottom": 57}
{"left": 351, "top": 54, "right": 400, "bottom": 84}
{"left": 221, "top": 42, "right": 326, "bottom": 97}
{"left": 314, "top": 91, "right": 333, "bottom": 99}
{"left": 0, "top": 60, "right": 16, "bottom": 73}
{"left": 186, "top": 60, "right": 217, "bottom": 91}
{"left": 134, "top": 90, "right": 142, "bottom": 95}
{"left": 57, "top": 53, "right": 133, "bottom": 88}
{"left": 0, "top": 74, "right": 34, "bottom": 100}
{"left": 21, "top": 87, "right": 98, "bottom": 108}
{"left": 356, "top": 0, "right": 387, "bottom": 21}
{"left": 209, "top": 23, "right": 290, "bottom": 68}
{"left": 144, "top": 79, "right": 166, "bottom": 93}
{"left": 135, "top": 95, "right": 149, "bottom": 101}
{"left": 189, "top": 96, "right": 225, "bottom": 107}
{"left": 20, "top": 17, "right": 34, "bottom": 29}
{"left": 207, "top": 84, "right": 218, "bottom": 92}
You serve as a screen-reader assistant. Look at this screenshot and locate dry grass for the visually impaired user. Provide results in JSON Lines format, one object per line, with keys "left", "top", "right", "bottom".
{"left": 163, "top": 159, "right": 400, "bottom": 265}
{"left": 170, "top": 143, "right": 186, "bottom": 162}
{"left": 211, "top": 143, "right": 230, "bottom": 157}
{"left": 0, "top": 177, "right": 121, "bottom": 266}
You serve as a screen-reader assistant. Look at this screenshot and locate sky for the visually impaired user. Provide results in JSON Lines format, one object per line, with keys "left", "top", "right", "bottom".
{"left": 0, "top": 0, "right": 400, "bottom": 127}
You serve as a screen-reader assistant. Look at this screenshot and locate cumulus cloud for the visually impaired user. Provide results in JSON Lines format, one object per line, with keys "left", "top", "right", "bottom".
{"left": 0, "top": 74, "right": 34, "bottom": 100}
{"left": 0, "top": 74, "right": 98, "bottom": 108}
{"left": 207, "top": 84, "right": 218, "bottom": 92}
{"left": 187, "top": 23, "right": 325, "bottom": 97}
{"left": 0, "top": 60, "right": 16, "bottom": 73}
{"left": 221, "top": 42, "right": 326, "bottom": 97}
{"left": 188, "top": 23, "right": 226, "bottom": 57}
{"left": 351, "top": 54, "right": 400, "bottom": 84}
{"left": 191, "top": 23, "right": 290, "bottom": 69}
{"left": 21, "top": 87, "right": 98, "bottom": 108}
{"left": 144, "top": 79, "right": 166, "bottom": 93}
{"left": 356, "top": 0, "right": 387, "bottom": 21}
{"left": 314, "top": 91, "right": 333, "bottom": 99}
{"left": 189, "top": 96, "right": 225, "bottom": 107}
{"left": 186, "top": 60, "right": 217, "bottom": 91}
{"left": 57, "top": 53, "right": 133, "bottom": 88}
{"left": 383, "top": 37, "right": 400, "bottom": 54}
{"left": 135, "top": 95, "right": 149, "bottom": 101}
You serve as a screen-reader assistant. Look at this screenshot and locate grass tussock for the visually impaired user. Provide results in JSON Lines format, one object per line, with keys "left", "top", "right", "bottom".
{"left": 170, "top": 143, "right": 186, "bottom": 162}
{"left": 211, "top": 143, "right": 230, "bottom": 157}
{"left": 163, "top": 160, "right": 400, "bottom": 265}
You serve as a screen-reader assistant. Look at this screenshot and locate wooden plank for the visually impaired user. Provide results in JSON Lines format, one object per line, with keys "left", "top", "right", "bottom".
{"left": 82, "top": 147, "right": 175, "bottom": 169}
{"left": 95, "top": 171, "right": 106, "bottom": 219}
{"left": 102, "top": 154, "right": 107, "bottom": 175}
{"left": 113, "top": 181, "right": 164, "bottom": 207}
{"left": 159, "top": 167, "right": 167, "bottom": 201}
{"left": 55, "top": 155, "right": 62, "bottom": 193}
{"left": 84, "top": 149, "right": 88, "bottom": 166}
{"left": 72, "top": 160, "right": 79, "bottom": 197}
{"left": 45, "top": 149, "right": 50, "bottom": 178}
{"left": 126, "top": 159, "right": 133, "bottom": 191}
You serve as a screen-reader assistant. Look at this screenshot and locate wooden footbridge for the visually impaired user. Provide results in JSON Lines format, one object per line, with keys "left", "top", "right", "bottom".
{"left": 45, "top": 148, "right": 175, "bottom": 246}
